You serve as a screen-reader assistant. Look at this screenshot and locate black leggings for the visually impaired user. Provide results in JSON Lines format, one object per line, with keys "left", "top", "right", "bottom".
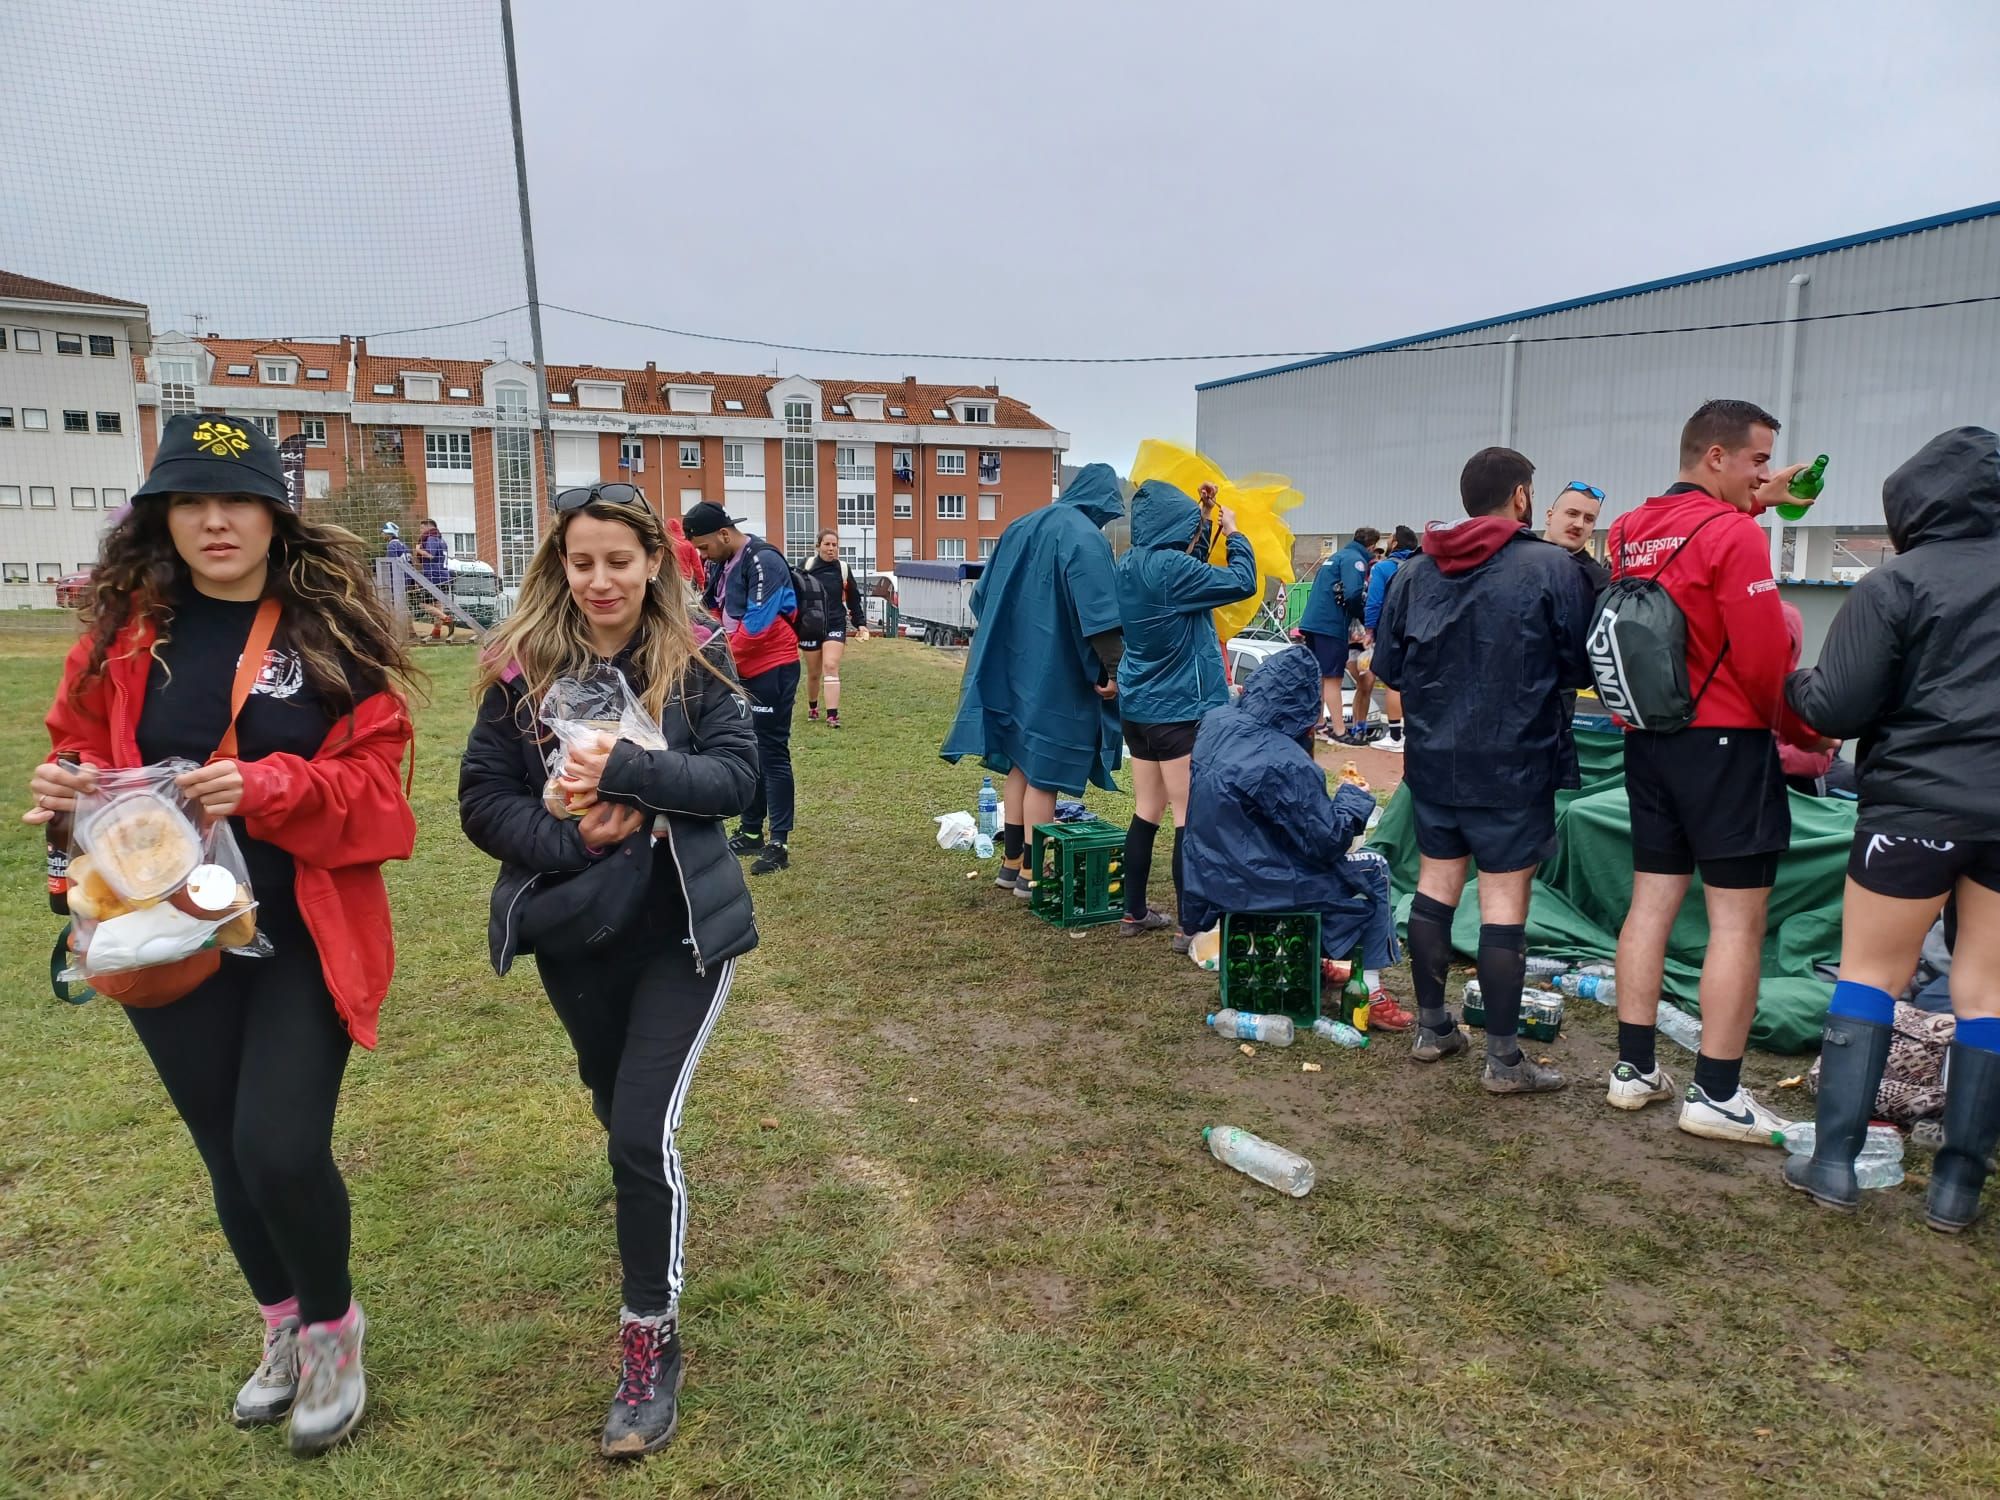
{"left": 537, "top": 934, "right": 736, "bottom": 1317}
{"left": 123, "top": 900, "right": 353, "bottom": 1324}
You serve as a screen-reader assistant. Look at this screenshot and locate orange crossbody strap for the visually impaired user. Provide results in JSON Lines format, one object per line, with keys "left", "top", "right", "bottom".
{"left": 214, "top": 598, "right": 282, "bottom": 762}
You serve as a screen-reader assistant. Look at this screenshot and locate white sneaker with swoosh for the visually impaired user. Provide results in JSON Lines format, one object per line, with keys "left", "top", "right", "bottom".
{"left": 1678, "top": 1083, "right": 1793, "bottom": 1144}
{"left": 1606, "top": 1062, "right": 1676, "bottom": 1111}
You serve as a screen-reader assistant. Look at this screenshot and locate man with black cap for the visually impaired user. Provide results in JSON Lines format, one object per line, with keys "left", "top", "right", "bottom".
{"left": 683, "top": 502, "right": 800, "bottom": 874}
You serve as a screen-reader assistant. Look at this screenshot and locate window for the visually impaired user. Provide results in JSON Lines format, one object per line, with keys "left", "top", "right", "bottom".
{"left": 723, "top": 442, "right": 745, "bottom": 477}
{"left": 23, "top": 408, "right": 49, "bottom": 431}
{"left": 103, "top": 487, "right": 126, "bottom": 509}
{"left": 301, "top": 417, "right": 327, "bottom": 447}
{"left": 0, "top": 328, "right": 6, "bottom": 348}
{"left": 830, "top": 403, "right": 849, "bottom": 416}
{"left": 2, "top": 564, "right": 26, "bottom": 583}
{"left": 372, "top": 384, "right": 396, "bottom": 396}
{"left": 980, "top": 536, "right": 998, "bottom": 559}
{"left": 63, "top": 410, "right": 89, "bottom": 433}
{"left": 425, "top": 430, "right": 474, "bottom": 472}
{"left": 88, "top": 334, "right": 115, "bottom": 357}
{"left": 494, "top": 381, "right": 536, "bottom": 588}
{"left": 37, "top": 563, "right": 63, "bottom": 582}
{"left": 893, "top": 537, "right": 914, "bottom": 560}
{"left": 304, "top": 472, "right": 329, "bottom": 501}
{"left": 894, "top": 494, "right": 913, "bottom": 519}
{"left": 722, "top": 398, "right": 745, "bottom": 412}
{"left": 71, "top": 487, "right": 96, "bottom": 509}
{"left": 679, "top": 441, "right": 701, "bottom": 468}
{"left": 937, "top": 537, "right": 966, "bottom": 561}
{"left": 978, "top": 494, "right": 999, "bottom": 521}
{"left": 888, "top": 405, "right": 905, "bottom": 418}
{"left": 0, "top": 408, "right": 10, "bottom": 428}
{"left": 892, "top": 448, "right": 913, "bottom": 480}
{"left": 14, "top": 328, "right": 41, "bottom": 352}
{"left": 937, "top": 493, "right": 966, "bottom": 521}
{"left": 226, "top": 364, "right": 252, "bottom": 377}
{"left": 56, "top": 333, "right": 83, "bottom": 355}
{"left": 784, "top": 398, "right": 812, "bottom": 434}
{"left": 937, "top": 450, "right": 965, "bottom": 476}
{"left": 448, "top": 387, "right": 470, "bottom": 399}
{"left": 372, "top": 428, "right": 405, "bottom": 464}
{"left": 784, "top": 421, "right": 817, "bottom": 562}
{"left": 979, "top": 450, "right": 1001, "bottom": 484}
{"left": 403, "top": 374, "right": 440, "bottom": 402}
{"left": 962, "top": 403, "right": 994, "bottom": 425}
{"left": 157, "top": 358, "right": 196, "bottom": 416}
{"left": 238, "top": 413, "right": 278, "bottom": 441}
{"left": 575, "top": 381, "right": 622, "bottom": 410}
{"left": 306, "top": 367, "right": 330, "bottom": 381}
{"left": 95, "top": 412, "right": 121, "bottom": 434}
{"left": 931, "top": 408, "right": 951, "bottom": 420}
{"left": 451, "top": 531, "right": 476, "bottom": 557}
{"left": 553, "top": 431, "right": 598, "bottom": 485}
{"left": 0, "top": 486, "right": 19, "bottom": 506}
{"left": 837, "top": 493, "right": 875, "bottom": 526}
{"left": 30, "top": 486, "right": 56, "bottom": 508}
{"left": 620, "top": 436, "right": 644, "bottom": 473}
{"left": 261, "top": 362, "right": 294, "bottom": 384}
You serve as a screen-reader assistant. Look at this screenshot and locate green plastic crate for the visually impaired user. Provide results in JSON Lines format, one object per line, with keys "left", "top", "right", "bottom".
{"left": 1218, "top": 911, "right": 1322, "bottom": 1025}
{"left": 1027, "top": 819, "right": 1127, "bottom": 928}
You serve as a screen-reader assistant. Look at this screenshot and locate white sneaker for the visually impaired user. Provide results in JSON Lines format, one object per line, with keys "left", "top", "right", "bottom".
{"left": 233, "top": 1316, "right": 300, "bottom": 1426}
{"left": 289, "top": 1302, "right": 366, "bottom": 1455}
{"left": 1677, "top": 1084, "right": 1793, "bottom": 1145}
{"left": 1606, "top": 1061, "right": 1676, "bottom": 1111}
{"left": 1379, "top": 733, "right": 1405, "bottom": 755}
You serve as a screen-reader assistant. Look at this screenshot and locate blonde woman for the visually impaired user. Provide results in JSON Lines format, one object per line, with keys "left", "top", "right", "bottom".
{"left": 458, "top": 482, "right": 758, "bottom": 1459}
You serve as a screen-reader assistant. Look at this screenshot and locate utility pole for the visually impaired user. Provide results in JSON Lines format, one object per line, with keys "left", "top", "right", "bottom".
{"left": 500, "top": 0, "right": 555, "bottom": 509}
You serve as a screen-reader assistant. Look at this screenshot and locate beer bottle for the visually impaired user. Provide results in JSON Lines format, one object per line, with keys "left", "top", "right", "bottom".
{"left": 1776, "top": 454, "right": 1828, "bottom": 521}
{"left": 46, "top": 751, "right": 81, "bottom": 916}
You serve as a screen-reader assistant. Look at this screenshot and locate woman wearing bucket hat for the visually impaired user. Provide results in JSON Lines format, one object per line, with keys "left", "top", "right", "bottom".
{"left": 26, "top": 413, "right": 418, "bottom": 1455}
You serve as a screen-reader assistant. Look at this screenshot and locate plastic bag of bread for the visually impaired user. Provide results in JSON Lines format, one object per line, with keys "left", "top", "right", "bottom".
{"left": 538, "top": 665, "right": 669, "bottom": 820}
{"left": 62, "top": 760, "right": 268, "bottom": 1006}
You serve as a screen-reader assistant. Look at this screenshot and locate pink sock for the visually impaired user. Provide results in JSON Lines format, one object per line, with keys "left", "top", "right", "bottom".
{"left": 259, "top": 1296, "right": 300, "bottom": 1330}
{"left": 304, "top": 1300, "right": 360, "bottom": 1334}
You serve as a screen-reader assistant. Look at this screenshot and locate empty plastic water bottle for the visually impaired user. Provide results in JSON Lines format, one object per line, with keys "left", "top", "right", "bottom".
{"left": 1524, "top": 956, "right": 1570, "bottom": 979}
{"left": 973, "top": 831, "right": 995, "bottom": 860}
{"left": 976, "top": 776, "right": 999, "bottom": 837}
{"left": 1207, "top": 1010, "right": 1296, "bottom": 1046}
{"left": 1655, "top": 1003, "right": 1703, "bottom": 1053}
{"left": 1555, "top": 972, "right": 1616, "bottom": 1004}
{"left": 1777, "top": 1121, "right": 1906, "bottom": 1188}
{"left": 1204, "top": 1125, "right": 1315, "bottom": 1197}
{"left": 1579, "top": 962, "right": 1617, "bottom": 977}
{"left": 1311, "top": 1016, "right": 1369, "bottom": 1048}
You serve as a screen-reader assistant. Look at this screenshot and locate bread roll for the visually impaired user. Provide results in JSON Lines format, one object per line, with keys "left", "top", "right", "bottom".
{"left": 215, "top": 907, "right": 258, "bottom": 950}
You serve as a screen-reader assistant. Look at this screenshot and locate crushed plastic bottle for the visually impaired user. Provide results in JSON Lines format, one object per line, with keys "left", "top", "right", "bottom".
{"left": 1207, "top": 1010, "right": 1296, "bottom": 1047}
{"left": 973, "top": 831, "right": 995, "bottom": 860}
{"left": 976, "top": 776, "right": 999, "bottom": 837}
{"left": 1777, "top": 1121, "right": 1906, "bottom": 1188}
{"left": 1311, "top": 1016, "right": 1369, "bottom": 1049}
{"left": 1555, "top": 972, "right": 1616, "bottom": 1005}
{"left": 1204, "top": 1125, "right": 1315, "bottom": 1197}
{"left": 1524, "top": 956, "right": 1571, "bottom": 979}
{"left": 1655, "top": 1003, "right": 1703, "bottom": 1053}
{"left": 1578, "top": 962, "right": 1617, "bottom": 977}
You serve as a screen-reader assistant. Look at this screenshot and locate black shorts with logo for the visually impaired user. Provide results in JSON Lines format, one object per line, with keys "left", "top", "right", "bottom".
{"left": 1848, "top": 832, "right": 2000, "bottom": 900}
{"left": 1123, "top": 718, "right": 1201, "bottom": 762}
{"left": 1625, "top": 727, "right": 1790, "bottom": 889}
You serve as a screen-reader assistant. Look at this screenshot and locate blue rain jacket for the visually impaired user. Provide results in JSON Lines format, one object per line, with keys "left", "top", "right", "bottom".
{"left": 940, "top": 464, "right": 1125, "bottom": 794}
{"left": 1362, "top": 546, "right": 1415, "bottom": 632}
{"left": 1114, "top": 481, "right": 1258, "bottom": 726}
{"left": 1299, "top": 538, "right": 1371, "bottom": 637}
{"left": 1180, "top": 644, "right": 1390, "bottom": 957}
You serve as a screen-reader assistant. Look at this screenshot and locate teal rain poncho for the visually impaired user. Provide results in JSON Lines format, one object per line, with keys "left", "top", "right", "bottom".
{"left": 941, "top": 464, "right": 1125, "bottom": 794}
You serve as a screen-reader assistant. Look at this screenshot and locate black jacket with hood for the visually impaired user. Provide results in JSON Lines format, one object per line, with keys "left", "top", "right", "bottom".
{"left": 459, "top": 632, "right": 760, "bottom": 977}
{"left": 1786, "top": 426, "right": 2000, "bottom": 839}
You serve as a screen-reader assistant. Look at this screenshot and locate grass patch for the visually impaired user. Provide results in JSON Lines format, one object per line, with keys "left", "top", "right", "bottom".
{"left": 2, "top": 628, "right": 1998, "bottom": 1497}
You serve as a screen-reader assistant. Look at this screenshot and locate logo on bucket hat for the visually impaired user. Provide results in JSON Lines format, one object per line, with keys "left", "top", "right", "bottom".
{"left": 191, "top": 420, "right": 253, "bottom": 459}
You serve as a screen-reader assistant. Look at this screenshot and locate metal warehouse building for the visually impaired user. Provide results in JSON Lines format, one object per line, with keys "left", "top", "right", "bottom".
{"left": 1195, "top": 202, "right": 2000, "bottom": 578}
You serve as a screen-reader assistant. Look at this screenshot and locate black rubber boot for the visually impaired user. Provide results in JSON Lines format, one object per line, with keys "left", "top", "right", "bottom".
{"left": 1927, "top": 1042, "right": 2000, "bottom": 1234}
{"left": 1782, "top": 1015, "right": 1892, "bottom": 1213}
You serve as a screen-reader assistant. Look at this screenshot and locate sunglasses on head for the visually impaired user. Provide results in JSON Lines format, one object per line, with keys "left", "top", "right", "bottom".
{"left": 1561, "top": 482, "right": 1605, "bottom": 501}
{"left": 554, "top": 482, "right": 648, "bottom": 512}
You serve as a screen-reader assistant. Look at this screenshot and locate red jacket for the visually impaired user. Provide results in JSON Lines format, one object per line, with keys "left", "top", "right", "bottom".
{"left": 1609, "top": 489, "right": 1809, "bottom": 738}
{"left": 45, "top": 621, "right": 416, "bottom": 1049}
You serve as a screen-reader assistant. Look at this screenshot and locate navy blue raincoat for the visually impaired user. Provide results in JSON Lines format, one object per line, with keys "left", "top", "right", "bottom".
{"left": 941, "top": 464, "right": 1125, "bottom": 794}
{"left": 1115, "top": 481, "right": 1258, "bottom": 726}
{"left": 1180, "top": 645, "right": 1399, "bottom": 965}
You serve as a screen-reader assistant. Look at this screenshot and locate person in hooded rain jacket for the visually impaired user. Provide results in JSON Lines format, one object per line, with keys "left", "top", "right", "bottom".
{"left": 941, "top": 463, "right": 1126, "bottom": 895}
{"left": 1361, "top": 524, "right": 1420, "bottom": 753}
{"left": 1777, "top": 426, "right": 2000, "bottom": 1224}
{"left": 1113, "top": 480, "right": 1259, "bottom": 945}
{"left": 1180, "top": 644, "right": 1404, "bottom": 1018}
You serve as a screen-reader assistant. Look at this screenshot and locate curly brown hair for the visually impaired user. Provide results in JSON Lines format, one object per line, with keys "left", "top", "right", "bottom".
{"left": 72, "top": 499, "right": 420, "bottom": 713}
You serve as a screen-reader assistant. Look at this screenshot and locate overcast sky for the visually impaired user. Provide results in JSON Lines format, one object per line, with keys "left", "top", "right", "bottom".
{"left": 5, "top": 0, "right": 1997, "bottom": 471}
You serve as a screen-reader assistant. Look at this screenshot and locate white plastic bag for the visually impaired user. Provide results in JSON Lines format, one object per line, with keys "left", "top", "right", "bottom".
{"left": 934, "top": 811, "right": 977, "bottom": 851}
{"left": 539, "top": 664, "right": 667, "bottom": 819}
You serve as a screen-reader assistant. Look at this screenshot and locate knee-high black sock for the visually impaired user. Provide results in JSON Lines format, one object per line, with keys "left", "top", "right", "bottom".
{"left": 1170, "top": 830, "right": 1187, "bottom": 931}
{"left": 1478, "top": 923, "right": 1528, "bottom": 1063}
{"left": 1002, "top": 822, "right": 1025, "bottom": 864}
{"left": 1123, "top": 816, "right": 1159, "bottom": 917}
{"left": 1408, "top": 891, "right": 1456, "bottom": 1031}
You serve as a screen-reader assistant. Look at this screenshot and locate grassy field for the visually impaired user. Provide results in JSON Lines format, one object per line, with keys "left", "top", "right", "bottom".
{"left": 3, "top": 626, "right": 1998, "bottom": 1498}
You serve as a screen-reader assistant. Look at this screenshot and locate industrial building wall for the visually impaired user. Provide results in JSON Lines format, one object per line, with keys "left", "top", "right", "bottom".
{"left": 1196, "top": 211, "right": 2000, "bottom": 537}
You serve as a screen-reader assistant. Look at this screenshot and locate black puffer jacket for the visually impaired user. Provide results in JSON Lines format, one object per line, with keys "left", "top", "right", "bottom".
{"left": 1786, "top": 426, "right": 2000, "bottom": 838}
{"left": 460, "top": 637, "right": 760, "bottom": 976}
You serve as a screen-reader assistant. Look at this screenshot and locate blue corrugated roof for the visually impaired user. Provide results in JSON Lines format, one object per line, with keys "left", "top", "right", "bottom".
{"left": 1196, "top": 200, "right": 2000, "bottom": 393}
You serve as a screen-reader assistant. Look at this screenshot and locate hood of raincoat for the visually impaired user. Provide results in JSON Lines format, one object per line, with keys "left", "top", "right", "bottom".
{"left": 1060, "top": 462, "right": 1127, "bottom": 530}
{"left": 1422, "top": 515, "right": 1529, "bottom": 575}
{"left": 1883, "top": 426, "right": 2000, "bottom": 553}
{"left": 1130, "top": 480, "right": 1203, "bottom": 550}
{"left": 1236, "top": 644, "right": 1323, "bottom": 741}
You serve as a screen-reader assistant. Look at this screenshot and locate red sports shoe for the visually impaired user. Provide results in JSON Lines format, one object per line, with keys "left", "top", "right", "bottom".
{"left": 1368, "top": 993, "right": 1415, "bottom": 1031}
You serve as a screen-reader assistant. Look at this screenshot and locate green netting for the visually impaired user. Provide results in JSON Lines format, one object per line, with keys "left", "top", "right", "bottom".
{"left": 1366, "top": 727, "right": 1849, "bottom": 1053}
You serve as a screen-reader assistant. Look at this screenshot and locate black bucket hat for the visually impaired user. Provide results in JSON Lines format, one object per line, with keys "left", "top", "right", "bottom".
{"left": 133, "top": 413, "right": 292, "bottom": 509}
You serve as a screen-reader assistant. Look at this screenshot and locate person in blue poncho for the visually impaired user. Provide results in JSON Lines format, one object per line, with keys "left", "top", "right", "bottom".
{"left": 941, "top": 463, "right": 1126, "bottom": 895}
{"left": 1181, "top": 644, "right": 1405, "bottom": 1023}
{"left": 1114, "top": 479, "right": 1258, "bottom": 946}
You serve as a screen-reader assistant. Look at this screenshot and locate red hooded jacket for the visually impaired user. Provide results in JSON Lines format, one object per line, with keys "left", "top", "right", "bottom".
{"left": 45, "top": 620, "right": 416, "bottom": 1048}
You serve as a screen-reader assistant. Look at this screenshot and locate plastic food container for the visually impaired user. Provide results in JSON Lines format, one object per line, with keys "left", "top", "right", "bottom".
{"left": 77, "top": 790, "right": 202, "bottom": 902}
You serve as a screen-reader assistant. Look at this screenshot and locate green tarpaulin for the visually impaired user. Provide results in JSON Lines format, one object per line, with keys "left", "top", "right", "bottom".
{"left": 1366, "top": 726, "right": 1850, "bottom": 1053}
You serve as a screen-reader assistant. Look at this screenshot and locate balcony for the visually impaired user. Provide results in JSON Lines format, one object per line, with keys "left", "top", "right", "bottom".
{"left": 835, "top": 461, "right": 876, "bottom": 483}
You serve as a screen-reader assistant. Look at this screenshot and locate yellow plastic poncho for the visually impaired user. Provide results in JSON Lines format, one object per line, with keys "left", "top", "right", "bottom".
{"left": 1129, "top": 440, "right": 1302, "bottom": 645}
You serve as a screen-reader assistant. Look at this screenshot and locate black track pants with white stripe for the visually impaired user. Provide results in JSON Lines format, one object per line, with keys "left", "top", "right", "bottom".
{"left": 538, "top": 938, "right": 736, "bottom": 1317}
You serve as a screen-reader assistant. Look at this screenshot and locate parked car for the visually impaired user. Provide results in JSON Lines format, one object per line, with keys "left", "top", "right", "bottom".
{"left": 446, "top": 559, "right": 501, "bottom": 629}
{"left": 54, "top": 570, "right": 93, "bottom": 609}
{"left": 1225, "top": 635, "right": 1376, "bottom": 726}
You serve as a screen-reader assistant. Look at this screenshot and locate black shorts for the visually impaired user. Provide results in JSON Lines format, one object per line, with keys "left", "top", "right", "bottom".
{"left": 1848, "top": 832, "right": 2000, "bottom": 900}
{"left": 1301, "top": 631, "right": 1346, "bottom": 679}
{"left": 798, "top": 628, "right": 846, "bottom": 651}
{"left": 1123, "top": 718, "right": 1200, "bottom": 761}
{"left": 1410, "top": 793, "right": 1557, "bottom": 874}
{"left": 1625, "top": 727, "right": 1790, "bottom": 889}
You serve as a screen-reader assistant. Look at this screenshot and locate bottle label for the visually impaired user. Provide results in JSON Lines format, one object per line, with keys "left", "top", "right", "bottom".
{"left": 47, "top": 848, "right": 69, "bottom": 892}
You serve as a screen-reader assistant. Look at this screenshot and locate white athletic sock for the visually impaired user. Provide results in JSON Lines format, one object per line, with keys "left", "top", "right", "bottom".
{"left": 1364, "top": 969, "right": 1382, "bottom": 991}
